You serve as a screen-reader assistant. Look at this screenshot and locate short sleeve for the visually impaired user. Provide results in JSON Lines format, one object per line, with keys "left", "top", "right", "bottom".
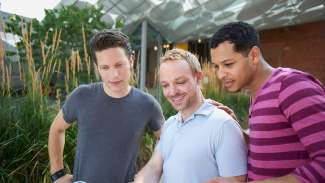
{"left": 62, "top": 86, "right": 82, "bottom": 124}
{"left": 148, "top": 97, "right": 165, "bottom": 131}
{"left": 154, "top": 118, "right": 174, "bottom": 159}
{"left": 214, "top": 119, "right": 247, "bottom": 176}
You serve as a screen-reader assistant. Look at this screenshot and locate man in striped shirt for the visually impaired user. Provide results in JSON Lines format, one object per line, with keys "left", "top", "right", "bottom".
{"left": 207, "top": 22, "right": 325, "bottom": 183}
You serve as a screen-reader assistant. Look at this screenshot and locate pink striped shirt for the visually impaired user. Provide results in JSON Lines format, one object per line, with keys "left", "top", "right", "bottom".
{"left": 248, "top": 68, "right": 325, "bottom": 182}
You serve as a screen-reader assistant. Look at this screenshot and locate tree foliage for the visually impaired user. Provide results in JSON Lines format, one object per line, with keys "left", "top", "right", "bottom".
{"left": 5, "top": 5, "right": 112, "bottom": 68}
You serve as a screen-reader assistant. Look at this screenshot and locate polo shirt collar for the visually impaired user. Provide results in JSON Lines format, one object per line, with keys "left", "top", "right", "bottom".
{"left": 174, "top": 100, "right": 215, "bottom": 124}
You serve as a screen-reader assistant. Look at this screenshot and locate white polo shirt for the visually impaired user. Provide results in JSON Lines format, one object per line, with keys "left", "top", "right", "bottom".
{"left": 156, "top": 101, "right": 247, "bottom": 183}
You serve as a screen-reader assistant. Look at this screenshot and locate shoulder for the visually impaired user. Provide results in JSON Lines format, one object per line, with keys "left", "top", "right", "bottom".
{"left": 165, "top": 115, "right": 177, "bottom": 126}
{"left": 203, "top": 104, "right": 242, "bottom": 134}
{"left": 275, "top": 68, "right": 323, "bottom": 91}
{"left": 190, "top": 103, "right": 239, "bottom": 136}
{"left": 62, "top": 83, "right": 100, "bottom": 120}
{"left": 131, "top": 87, "right": 160, "bottom": 105}
{"left": 68, "top": 83, "right": 98, "bottom": 98}
{"left": 276, "top": 69, "right": 325, "bottom": 116}
{"left": 161, "top": 115, "right": 177, "bottom": 131}
{"left": 210, "top": 109, "right": 244, "bottom": 143}
{"left": 276, "top": 68, "right": 325, "bottom": 99}
{"left": 208, "top": 104, "right": 235, "bottom": 125}
{"left": 132, "top": 87, "right": 153, "bottom": 98}
{"left": 208, "top": 109, "right": 244, "bottom": 150}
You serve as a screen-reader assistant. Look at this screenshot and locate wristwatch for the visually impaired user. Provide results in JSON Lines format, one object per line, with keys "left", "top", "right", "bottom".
{"left": 51, "top": 169, "right": 66, "bottom": 182}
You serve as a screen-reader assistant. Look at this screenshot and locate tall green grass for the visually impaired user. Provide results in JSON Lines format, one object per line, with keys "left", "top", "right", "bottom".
{"left": 0, "top": 25, "right": 96, "bottom": 182}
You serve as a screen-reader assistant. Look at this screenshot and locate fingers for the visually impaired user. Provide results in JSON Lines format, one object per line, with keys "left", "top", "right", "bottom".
{"left": 207, "top": 99, "right": 239, "bottom": 122}
{"left": 207, "top": 98, "right": 223, "bottom": 106}
{"left": 207, "top": 99, "right": 233, "bottom": 113}
{"left": 217, "top": 106, "right": 234, "bottom": 114}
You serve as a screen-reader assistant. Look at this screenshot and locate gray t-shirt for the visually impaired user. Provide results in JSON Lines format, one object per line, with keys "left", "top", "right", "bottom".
{"left": 62, "top": 83, "right": 164, "bottom": 183}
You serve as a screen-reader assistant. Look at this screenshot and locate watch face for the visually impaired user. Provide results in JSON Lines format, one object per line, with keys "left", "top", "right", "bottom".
{"left": 73, "top": 182, "right": 87, "bottom": 183}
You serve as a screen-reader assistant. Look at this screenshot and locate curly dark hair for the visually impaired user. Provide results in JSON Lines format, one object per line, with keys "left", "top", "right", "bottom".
{"left": 89, "top": 30, "right": 132, "bottom": 64}
{"left": 209, "top": 22, "right": 260, "bottom": 56}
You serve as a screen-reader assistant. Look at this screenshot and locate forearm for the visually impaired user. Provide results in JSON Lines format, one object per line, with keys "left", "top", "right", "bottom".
{"left": 48, "top": 128, "right": 66, "bottom": 173}
{"left": 135, "top": 164, "right": 162, "bottom": 183}
{"left": 250, "top": 174, "right": 301, "bottom": 183}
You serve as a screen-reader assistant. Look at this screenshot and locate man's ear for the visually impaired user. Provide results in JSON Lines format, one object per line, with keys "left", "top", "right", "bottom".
{"left": 129, "top": 54, "right": 135, "bottom": 67}
{"left": 94, "top": 63, "right": 100, "bottom": 79}
{"left": 95, "top": 63, "right": 99, "bottom": 71}
{"left": 249, "top": 46, "right": 261, "bottom": 65}
{"left": 194, "top": 71, "right": 204, "bottom": 83}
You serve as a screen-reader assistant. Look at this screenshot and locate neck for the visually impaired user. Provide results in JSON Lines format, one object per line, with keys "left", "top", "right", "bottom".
{"left": 248, "top": 59, "right": 274, "bottom": 98}
{"left": 180, "top": 90, "right": 205, "bottom": 121}
{"left": 103, "top": 83, "right": 131, "bottom": 98}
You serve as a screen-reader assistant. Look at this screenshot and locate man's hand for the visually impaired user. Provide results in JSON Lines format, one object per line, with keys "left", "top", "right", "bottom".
{"left": 204, "top": 177, "right": 242, "bottom": 183}
{"left": 53, "top": 174, "right": 73, "bottom": 183}
{"left": 207, "top": 99, "right": 239, "bottom": 122}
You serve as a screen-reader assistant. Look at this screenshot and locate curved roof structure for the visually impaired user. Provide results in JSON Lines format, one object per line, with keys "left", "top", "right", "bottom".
{"left": 57, "top": 0, "right": 325, "bottom": 42}
{"left": 96, "top": 0, "right": 325, "bottom": 42}
{"left": 56, "top": 0, "right": 325, "bottom": 90}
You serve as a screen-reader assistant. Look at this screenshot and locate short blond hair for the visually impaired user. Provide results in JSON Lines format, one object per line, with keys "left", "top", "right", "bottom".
{"left": 160, "top": 49, "right": 201, "bottom": 73}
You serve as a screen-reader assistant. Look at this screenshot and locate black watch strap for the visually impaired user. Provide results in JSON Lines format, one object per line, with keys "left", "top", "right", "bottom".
{"left": 51, "top": 169, "right": 66, "bottom": 182}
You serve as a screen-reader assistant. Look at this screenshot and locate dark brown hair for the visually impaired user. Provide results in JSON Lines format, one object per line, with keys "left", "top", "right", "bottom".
{"left": 89, "top": 30, "right": 132, "bottom": 64}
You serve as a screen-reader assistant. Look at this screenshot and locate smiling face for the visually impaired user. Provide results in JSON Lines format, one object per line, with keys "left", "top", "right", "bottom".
{"left": 96, "top": 47, "right": 133, "bottom": 97}
{"left": 159, "top": 59, "right": 202, "bottom": 114}
{"left": 210, "top": 41, "right": 257, "bottom": 93}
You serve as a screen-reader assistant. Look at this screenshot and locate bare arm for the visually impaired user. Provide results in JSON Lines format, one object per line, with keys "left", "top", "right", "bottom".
{"left": 204, "top": 174, "right": 246, "bottom": 183}
{"left": 204, "top": 174, "right": 300, "bottom": 183}
{"left": 48, "top": 110, "right": 72, "bottom": 182}
{"left": 233, "top": 175, "right": 246, "bottom": 182}
{"left": 251, "top": 174, "right": 300, "bottom": 183}
{"left": 134, "top": 151, "right": 163, "bottom": 183}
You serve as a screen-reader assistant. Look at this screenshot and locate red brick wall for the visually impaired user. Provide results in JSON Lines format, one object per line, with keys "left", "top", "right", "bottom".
{"left": 259, "top": 20, "right": 325, "bottom": 84}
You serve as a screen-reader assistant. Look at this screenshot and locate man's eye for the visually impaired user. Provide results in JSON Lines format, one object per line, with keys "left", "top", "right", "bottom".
{"left": 225, "top": 63, "right": 233, "bottom": 67}
{"left": 100, "top": 67, "right": 109, "bottom": 70}
{"left": 176, "top": 81, "right": 185, "bottom": 85}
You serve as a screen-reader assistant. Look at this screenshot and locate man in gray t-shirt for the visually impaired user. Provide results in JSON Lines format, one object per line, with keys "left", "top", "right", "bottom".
{"left": 48, "top": 30, "right": 164, "bottom": 183}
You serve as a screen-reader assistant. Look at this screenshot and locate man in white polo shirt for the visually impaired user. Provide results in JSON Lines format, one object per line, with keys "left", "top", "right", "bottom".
{"left": 134, "top": 49, "right": 247, "bottom": 183}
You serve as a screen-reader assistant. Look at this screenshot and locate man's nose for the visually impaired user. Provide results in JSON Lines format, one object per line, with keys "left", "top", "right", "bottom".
{"left": 217, "top": 68, "right": 226, "bottom": 80}
{"left": 109, "top": 68, "right": 119, "bottom": 78}
{"left": 168, "top": 85, "right": 178, "bottom": 96}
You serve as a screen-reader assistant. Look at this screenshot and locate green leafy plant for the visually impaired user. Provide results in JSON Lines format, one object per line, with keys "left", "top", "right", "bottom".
{"left": 0, "top": 5, "right": 112, "bottom": 182}
{"left": 5, "top": 5, "right": 110, "bottom": 70}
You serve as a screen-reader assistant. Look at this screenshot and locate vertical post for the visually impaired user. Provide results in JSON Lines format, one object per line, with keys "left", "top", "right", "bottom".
{"left": 156, "top": 34, "right": 162, "bottom": 102}
{"left": 140, "top": 20, "right": 147, "bottom": 91}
